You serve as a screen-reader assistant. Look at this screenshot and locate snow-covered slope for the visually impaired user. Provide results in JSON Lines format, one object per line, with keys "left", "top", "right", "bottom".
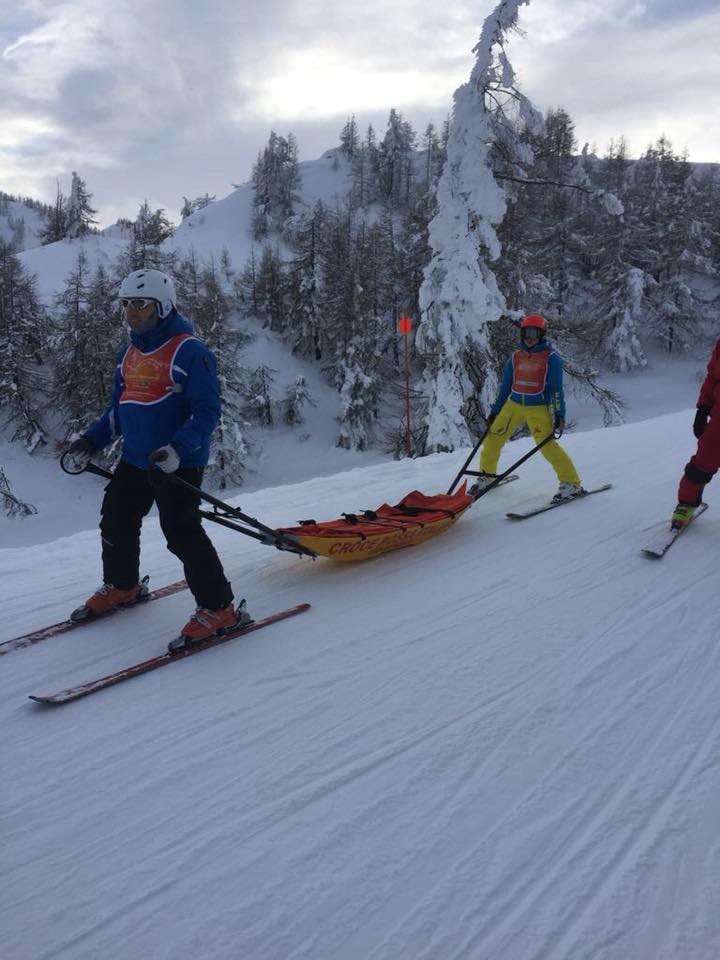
{"left": 2, "top": 411, "right": 719, "bottom": 960}
{"left": 0, "top": 198, "right": 46, "bottom": 252}
{"left": 16, "top": 148, "right": 353, "bottom": 302}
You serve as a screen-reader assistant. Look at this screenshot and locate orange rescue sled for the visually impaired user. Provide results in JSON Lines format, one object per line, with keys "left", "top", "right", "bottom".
{"left": 277, "top": 483, "right": 474, "bottom": 562}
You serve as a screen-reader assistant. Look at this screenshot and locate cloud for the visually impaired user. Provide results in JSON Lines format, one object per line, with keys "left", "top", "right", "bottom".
{"left": 516, "top": 3, "right": 720, "bottom": 159}
{"left": 1, "top": 0, "right": 718, "bottom": 226}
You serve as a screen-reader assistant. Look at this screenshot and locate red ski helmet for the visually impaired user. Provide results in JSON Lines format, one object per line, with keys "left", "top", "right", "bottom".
{"left": 520, "top": 314, "right": 547, "bottom": 332}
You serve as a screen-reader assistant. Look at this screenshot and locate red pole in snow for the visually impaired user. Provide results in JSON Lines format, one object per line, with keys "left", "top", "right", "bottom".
{"left": 398, "top": 314, "right": 412, "bottom": 457}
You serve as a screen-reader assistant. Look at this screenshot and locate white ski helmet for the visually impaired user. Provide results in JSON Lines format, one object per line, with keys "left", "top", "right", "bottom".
{"left": 119, "top": 269, "right": 176, "bottom": 319}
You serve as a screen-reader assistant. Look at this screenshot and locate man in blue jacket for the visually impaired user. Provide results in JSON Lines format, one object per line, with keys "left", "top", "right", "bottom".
{"left": 67, "top": 268, "right": 235, "bottom": 644}
{"left": 472, "top": 314, "right": 583, "bottom": 502}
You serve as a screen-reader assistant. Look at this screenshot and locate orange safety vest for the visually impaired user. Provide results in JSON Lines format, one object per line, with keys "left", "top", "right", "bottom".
{"left": 119, "top": 333, "right": 194, "bottom": 405}
{"left": 511, "top": 348, "right": 551, "bottom": 397}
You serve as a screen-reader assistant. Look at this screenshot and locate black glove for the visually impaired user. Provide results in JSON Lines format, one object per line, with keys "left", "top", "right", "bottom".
{"left": 553, "top": 415, "right": 565, "bottom": 435}
{"left": 149, "top": 444, "right": 180, "bottom": 474}
{"left": 693, "top": 406, "right": 710, "bottom": 439}
{"left": 66, "top": 437, "right": 94, "bottom": 468}
{"left": 485, "top": 411, "right": 497, "bottom": 428}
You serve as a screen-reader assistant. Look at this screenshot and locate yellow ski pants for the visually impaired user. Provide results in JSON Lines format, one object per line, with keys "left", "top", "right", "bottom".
{"left": 479, "top": 400, "right": 581, "bottom": 484}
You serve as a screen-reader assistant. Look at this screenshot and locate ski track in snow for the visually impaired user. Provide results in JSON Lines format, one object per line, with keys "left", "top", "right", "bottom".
{"left": 2, "top": 412, "right": 720, "bottom": 959}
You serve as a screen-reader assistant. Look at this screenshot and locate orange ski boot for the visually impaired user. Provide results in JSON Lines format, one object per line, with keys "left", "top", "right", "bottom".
{"left": 179, "top": 604, "right": 239, "bottom": 644}
{"left": 71, "top": 582, "right": 148, "bottom": 621}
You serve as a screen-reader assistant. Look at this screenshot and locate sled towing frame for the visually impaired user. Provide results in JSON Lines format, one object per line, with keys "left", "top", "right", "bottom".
{"left": 60, "top": 453, "right": 317, "bottom": 559}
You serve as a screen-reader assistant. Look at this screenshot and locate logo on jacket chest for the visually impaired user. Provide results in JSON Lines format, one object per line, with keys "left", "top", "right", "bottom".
{"left": 119, "top": 334, "right": 191, "bottom": 405}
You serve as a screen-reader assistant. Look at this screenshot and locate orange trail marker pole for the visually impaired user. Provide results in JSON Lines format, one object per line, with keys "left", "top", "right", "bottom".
{"left": 398, "top": 314, "right": 412, "bottom": 457}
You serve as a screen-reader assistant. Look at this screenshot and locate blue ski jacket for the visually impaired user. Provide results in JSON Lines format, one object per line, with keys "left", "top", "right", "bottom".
{"left": 83, "top": 310, "right": 220, "bottom": 470}
{"left": 490, "top": 337, "right": 566, "bottom": 420}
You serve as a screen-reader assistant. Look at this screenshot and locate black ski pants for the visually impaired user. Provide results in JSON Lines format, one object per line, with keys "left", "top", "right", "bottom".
{"left": 99, "top": 461, "right": 233, "bottom": 611}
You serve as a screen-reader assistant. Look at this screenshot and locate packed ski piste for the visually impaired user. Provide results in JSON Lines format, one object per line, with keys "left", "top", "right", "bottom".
{"left": 4, "top": 273, "right": 720, "bottom": 959}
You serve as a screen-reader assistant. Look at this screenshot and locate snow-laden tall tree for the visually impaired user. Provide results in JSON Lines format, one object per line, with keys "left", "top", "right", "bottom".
{"left": 286, "top": 201, "right": 327, "bottom": 359}
{"left": 0, "top": 240, "right": 48, "bottom": 450}
{"left": 282, "top": 376, "right": 315, "bottom": 426}
{"left": 52, "top": 254, "right": 122, "bottom": 441}
{"left": 376, "top": 109, "right": 417, "bottom": 209}
{"left": 185, "top": 260, "right": 250, "bottom": 488}
{"left": 65, "top": 172, "right": 97, "bottom": 238}
{"left": 39, "top": 181, "right": 68, "bottom": 245}
{"left": 339, "top": 116, "right": 360, "bottom": 158}
{"left": 623, "top": 137, "right": 699, "bottom": 353}
{"left": 251, "top": 131, "right": 301, "bottom": 239}
{"left": 416, "top": 0, "right": 540, "bottom": 452}
{"left": 118, "top": 200, "right": 175, "bottom": 274}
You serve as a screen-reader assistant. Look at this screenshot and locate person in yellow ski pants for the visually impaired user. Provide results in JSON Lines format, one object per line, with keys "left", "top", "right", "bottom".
{"left": 475, "top": 314, "right": 581, "bottom": 500}
{"left": 479, "top": 400, "right": 580, "bottom": 485}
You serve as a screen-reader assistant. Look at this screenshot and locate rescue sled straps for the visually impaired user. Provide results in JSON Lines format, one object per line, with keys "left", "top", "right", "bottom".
{"left": 472, "top": 432, "right": 556, "bottom": 502}
{"left": 360, "top": 511, "right": 427, "bottom": 529}
{"left": 446, "top": 425, "right": 491, "bottom": 495}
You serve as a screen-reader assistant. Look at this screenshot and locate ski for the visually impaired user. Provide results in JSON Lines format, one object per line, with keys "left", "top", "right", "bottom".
{"left": 641, "top": 502, "right": 708, "bottom": 558}
{"left": 0, "top": 576, "right": 188, "bottom": 657}
{"left": 506, "top": 483, "right": 613, "bottom": 520}
{"left": 28, "top": 603, "right": 311, "bottom": 705}
{"left": 470, "top": 474, "right": 519, "bottom": 498}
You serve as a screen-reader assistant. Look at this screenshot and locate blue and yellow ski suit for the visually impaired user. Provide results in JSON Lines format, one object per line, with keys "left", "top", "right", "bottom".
{"left": 479, "top": 337, "right": 580, "bottom": 485}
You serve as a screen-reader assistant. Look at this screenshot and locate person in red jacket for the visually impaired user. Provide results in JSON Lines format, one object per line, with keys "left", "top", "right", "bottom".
{"left": 671, "top": 338, "right": 720, "bottom": 528}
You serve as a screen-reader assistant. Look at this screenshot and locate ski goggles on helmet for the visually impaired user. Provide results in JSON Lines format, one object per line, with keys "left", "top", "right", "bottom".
{"left": 121, "top": 297, "right": 157, "bottom": 310}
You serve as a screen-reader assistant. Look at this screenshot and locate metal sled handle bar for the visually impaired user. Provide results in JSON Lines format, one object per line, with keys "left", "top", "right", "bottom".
{"left": 165, "top": 475, "right": 316, "bottom": 557}
{"left": 471, "top": 431, "right": 557, "bottom": 502}
{"left": 61, "top": 452, "right": 113, "bottom": 480}
{"left": 60, "top": 453, "right": 314, "bottom": 557}
{"left": 446, "top": 424, "right": 491, "bottom": 495}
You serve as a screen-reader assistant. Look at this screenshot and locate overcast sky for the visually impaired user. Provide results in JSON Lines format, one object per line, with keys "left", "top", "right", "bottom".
{"left": 1, "top": 0, "right": 718, "bottom": 227}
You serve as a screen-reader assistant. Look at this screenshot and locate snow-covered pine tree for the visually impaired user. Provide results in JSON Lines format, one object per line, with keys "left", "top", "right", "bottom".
{"left": 235, "top": 250, "right": 260, "bottom": 318}
{"left": 39, "top": 181, "right": 68, "bottom": 245}
{"left": 572, "top": 142, "right": 646, "bottom": 372}
{"left": 0, "top": 240, "right": 48, "bottom": 450}
{"left": 120, "top": 200, "right": 175, "bottom": 273}
{"left": 624, "top": 137, "right": 698, "bottom": 353}
{"left": 282, "top": 376, "right": 315, "bottom": 425}
{"left": 355, "top": 211, "right": 398, "bottom": 334}
{"left": 286, "top": 201, "right": 327, "bottom": 359}
{"left": 376, "top": 109, "right": 417, "bottom": 209}
{"left": 185, "top": 260, "right": 250, "bottom": 488}
{"left": 520, "top": 108, "right": 588, "bottom": 323}
{"left": 65, "top": 172, "right": 98, "bottom": 238}
{"left": 350, "top": 125, "right": 380, "bottom": 210}
{"left": 52, "top": 253, "right": 123, "bottom": 442}
{"left": 251, "top": 132, "right": 301, "bottom": 240}
{"left": 420, "top": 122, "right": 446, "bottom": 210}
{"left": 254, "top": 245, "right": 287, "bottom": 333}
{"left": 417, "top": 0, "right": 540, "bottom": 452}
{"left": 243, "top": 365, "right": 276, "bottom": 428}
{"left": 334, "top": 336, "right": 381, "bottom": 451}
{"left": 319, "top": 207, "right": 385, "bottom": 450}
{"left": 175, "top": 248, "right": 204, "bottom": 320}
{"left": 339, "top": 116, "right": 360, "bottom": 158}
